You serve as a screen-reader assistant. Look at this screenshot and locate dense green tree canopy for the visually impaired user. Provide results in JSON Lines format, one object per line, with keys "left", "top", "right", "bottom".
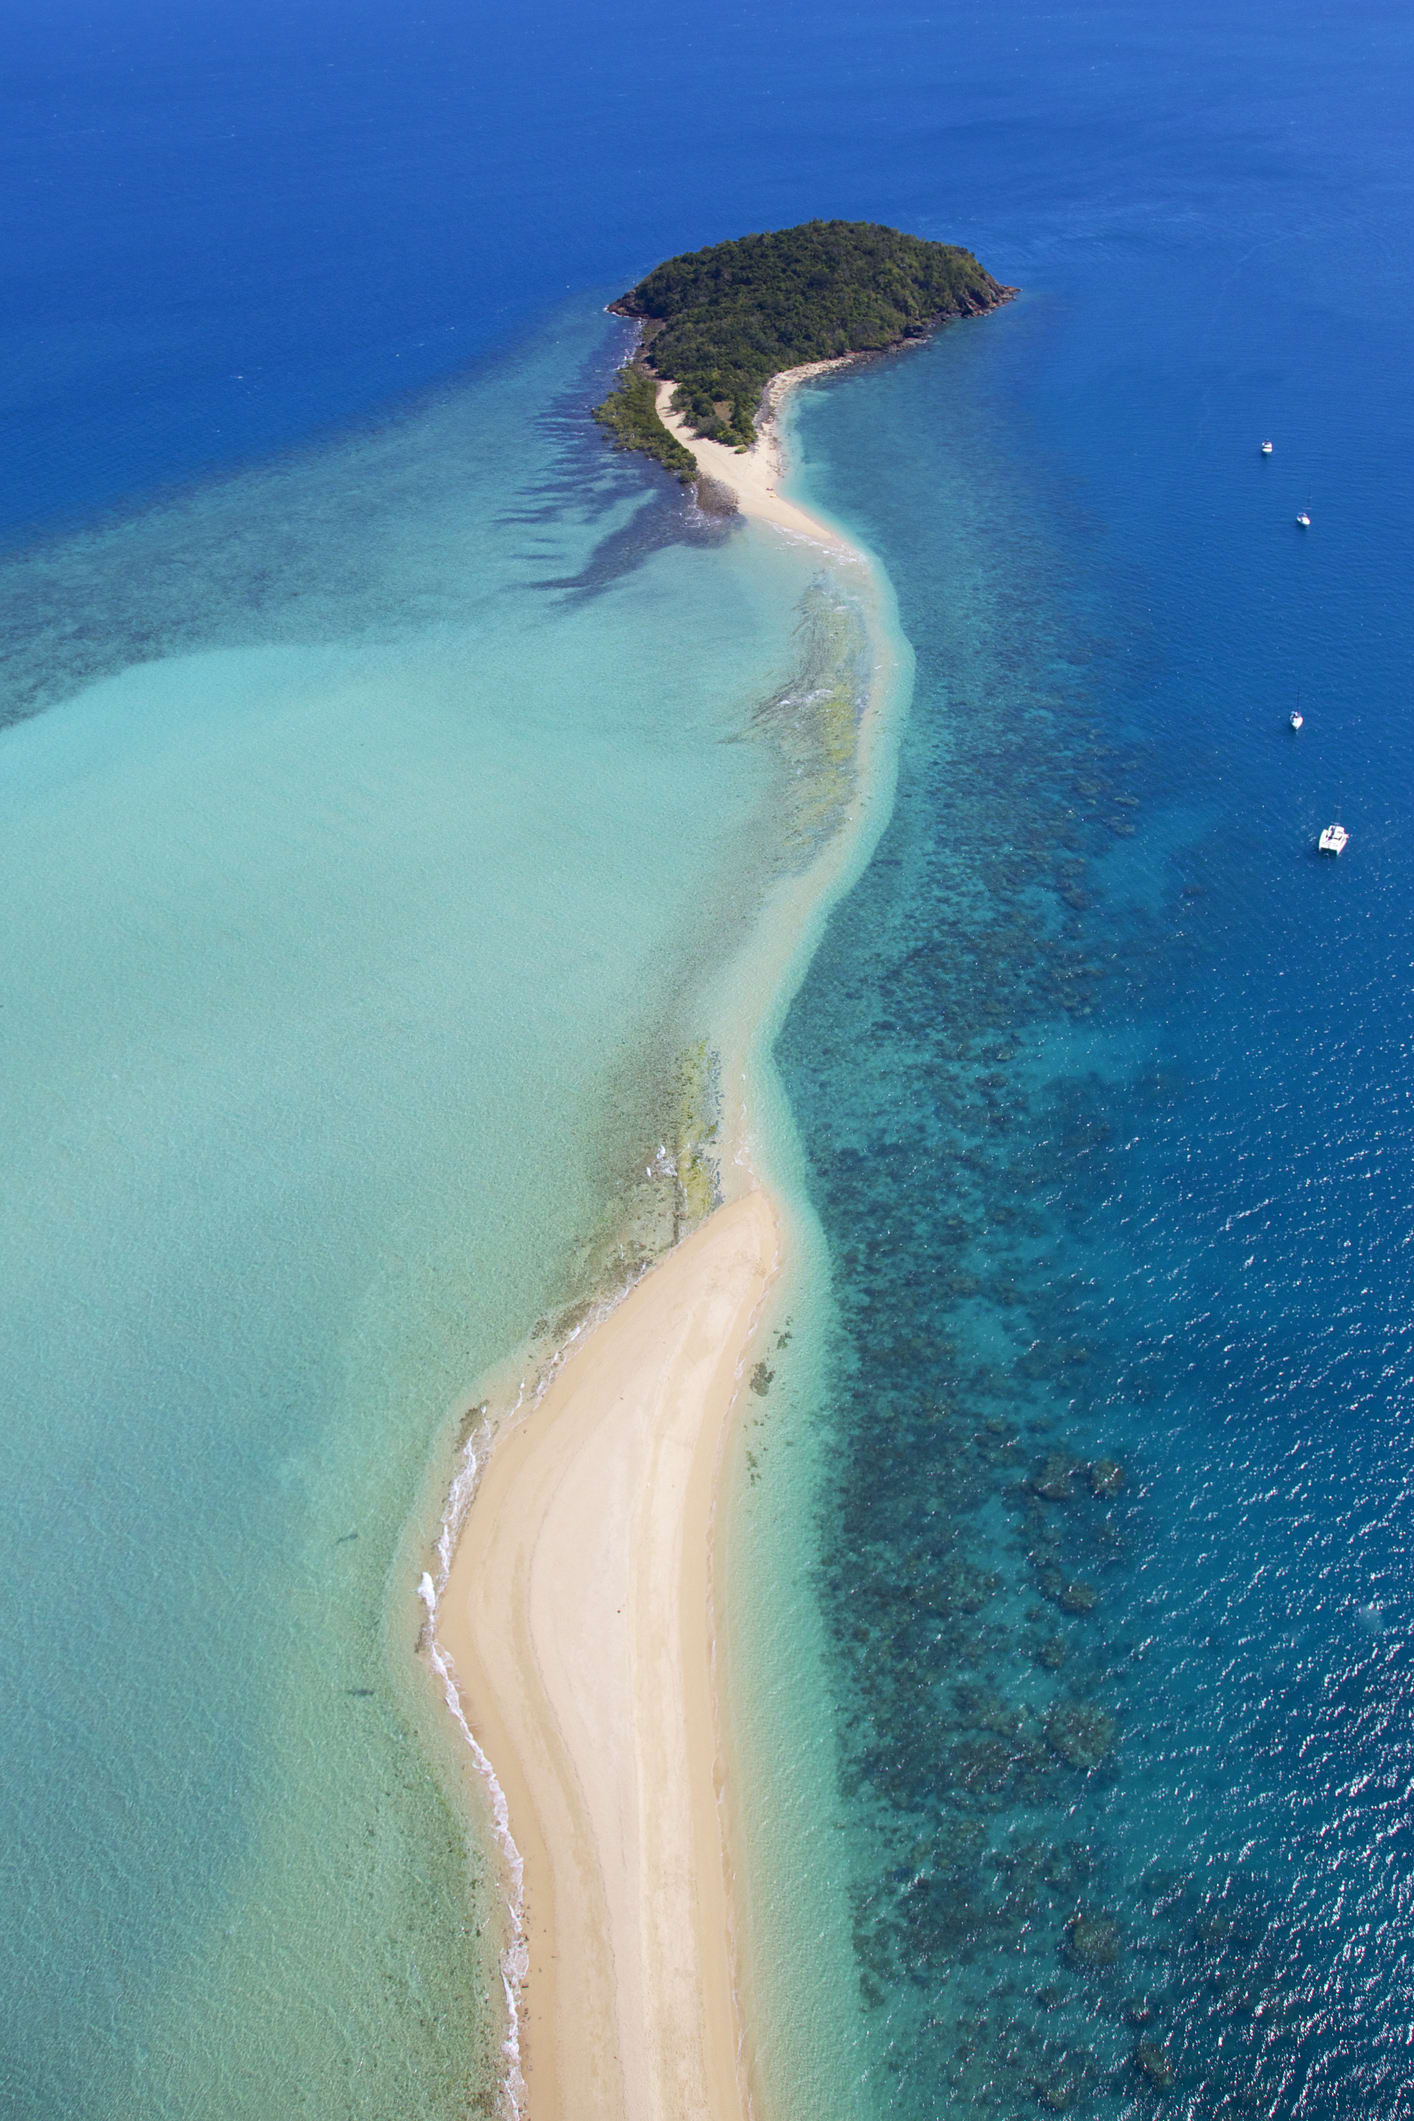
{"left": 607, "top": 220, "right": 1011, "bottom": 451}
{"left": 592, "top": 365, "right": 698, "bottom": 480}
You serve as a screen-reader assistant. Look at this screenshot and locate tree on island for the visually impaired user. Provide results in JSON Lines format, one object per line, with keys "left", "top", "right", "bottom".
{"left": 594, "top": 219, "right": 1013, "bottom": 480}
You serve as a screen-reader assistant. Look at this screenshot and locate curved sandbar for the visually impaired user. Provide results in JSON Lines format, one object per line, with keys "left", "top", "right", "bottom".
{"left": 440, "top": 296, "right": 922, "bottom": 2118}
{"left": 440, "top": 1191, "right": 780, "bottom": 2120}
{"left": 440, "top": 372, "right": 845, "bottom": 2121}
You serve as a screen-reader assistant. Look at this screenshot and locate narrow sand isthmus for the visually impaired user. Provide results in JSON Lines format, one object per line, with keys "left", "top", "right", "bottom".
{"left": 439, "top": 1192, "right": 781, "bottom": 2121}
{"left": 438, "top": 364, "right": 876, "bottom": 2120}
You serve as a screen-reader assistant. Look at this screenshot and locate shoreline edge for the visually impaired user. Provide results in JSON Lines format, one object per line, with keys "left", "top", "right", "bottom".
{"left": 430, "top": 362, "right": 905, "bottom": 2120}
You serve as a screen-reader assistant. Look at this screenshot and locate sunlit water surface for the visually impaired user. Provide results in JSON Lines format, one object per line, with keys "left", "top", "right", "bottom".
{"left": 754, "top": 27, "right": 1414, "bottom": 2112}
{"left": 9, "top": 0, "right": 1414, "bottom": 2115}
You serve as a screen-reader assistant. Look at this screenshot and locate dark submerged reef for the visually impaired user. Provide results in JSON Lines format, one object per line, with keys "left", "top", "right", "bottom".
{"left": 770, "top": 357, "right": 1408, "bottom": 2119}
{"left": 781, "top": 654, "right": 1160, "bottom": 2114}
{"left": 600, "top": 220, "right": 1012, "bottom": 455}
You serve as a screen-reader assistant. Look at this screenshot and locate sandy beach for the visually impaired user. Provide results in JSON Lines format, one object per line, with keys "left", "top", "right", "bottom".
{"left": 435, "top": 362, "right": 895, "bottom": 2121}
{"left": 656, "top": 366, "right": 856, "bottom": 553}
{"left": 438, "top": 1192, "right": 780, "bottom": 2120}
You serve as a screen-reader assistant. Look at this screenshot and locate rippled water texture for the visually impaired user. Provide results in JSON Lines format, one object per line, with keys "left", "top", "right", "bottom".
{"left": 11, "top": 0, "right": 1414, "bottom": 2113}
{"left": 768, "top": 60, "right": 1414, "bottom": 2118}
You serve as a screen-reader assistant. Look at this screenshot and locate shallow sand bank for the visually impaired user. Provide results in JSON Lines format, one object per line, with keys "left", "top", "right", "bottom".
{"left": 439, "top": 1191, "right": 781, "bottom": 2120}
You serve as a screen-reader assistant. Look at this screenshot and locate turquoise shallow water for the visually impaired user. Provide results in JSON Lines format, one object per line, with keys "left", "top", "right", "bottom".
{"left": 0, "top": 311, "right": 838, "bottom": 2117}
{"left": 11, "top": 0, "right": 1414, "bottom": 2113}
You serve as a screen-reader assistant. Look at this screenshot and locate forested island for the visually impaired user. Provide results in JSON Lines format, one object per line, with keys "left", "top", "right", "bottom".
{"left": 594, "top": 219, "right": 1014, "bottom": 479}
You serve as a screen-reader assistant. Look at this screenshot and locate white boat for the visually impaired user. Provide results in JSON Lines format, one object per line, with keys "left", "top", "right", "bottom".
{"left": 1318, "top": 822, "right": 1349, "bottom": 855}
{"left": 1261, "top": 440, "right": 1274, "bottom": 454}
{"left": 1296, "top": 511, "right": 1311, "bottom": 528}
{"left": 1289, "top": 709, "right": 1304, "bottom": 730}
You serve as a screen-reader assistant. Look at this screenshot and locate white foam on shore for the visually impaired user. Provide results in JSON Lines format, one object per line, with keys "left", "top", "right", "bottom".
{"left": 419, "top": 1248, "right": 659, "bottom": 2119}
{"left": 419, "top": 1568, "right": 529, "bottom": 2120}
{"left": 416, "top": 1398, "right": 528, "bottom": 2118}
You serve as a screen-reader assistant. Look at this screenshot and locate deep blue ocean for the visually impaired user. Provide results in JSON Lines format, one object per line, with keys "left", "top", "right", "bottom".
{"left": 8, "top": 0, "right": 1414, "bottom": 2114}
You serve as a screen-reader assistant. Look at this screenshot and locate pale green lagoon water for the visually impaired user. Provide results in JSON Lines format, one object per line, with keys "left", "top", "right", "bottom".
{"left": 0, "top": 310, "right": 844, "bottom": 2118}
